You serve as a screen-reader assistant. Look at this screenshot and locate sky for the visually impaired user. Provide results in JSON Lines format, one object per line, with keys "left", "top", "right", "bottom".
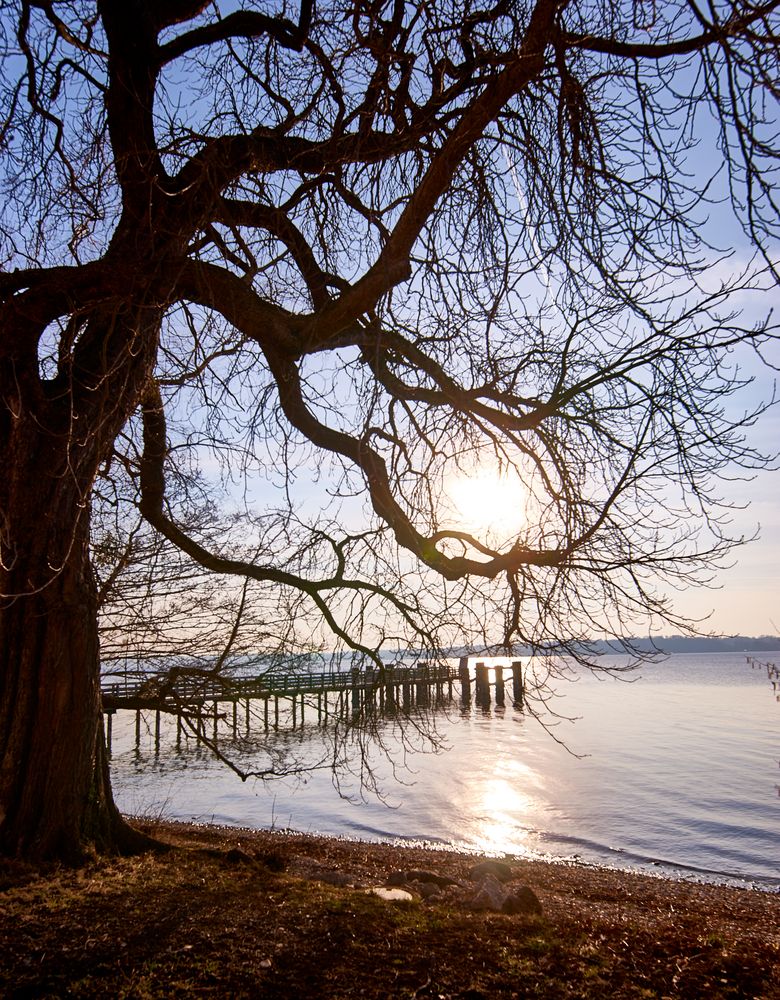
{"left": 138, "top": 3, "right": 780, "bottom": 643}
{"left": 675, "top": 411, "right": 779, "bottom": 636}
{"left": 676, "top": 263, "right": 780, "bottom": 636}
{"left": 675, "top": 465, "right": 779, "bottom": 636}
{"left": 228, "top": 261, "right": 780, "bottom": 642}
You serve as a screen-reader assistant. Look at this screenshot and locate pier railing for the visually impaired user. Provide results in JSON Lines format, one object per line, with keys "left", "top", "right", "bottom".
{"left": 101, "top": 661, "right": 459, "bottom": 710}
{"left": 100, "top": 657, "right": 527, "bottom": 752}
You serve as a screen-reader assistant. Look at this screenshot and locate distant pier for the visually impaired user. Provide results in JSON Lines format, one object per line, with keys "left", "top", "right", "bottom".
{"left": 746, "top": 655, "right": 780, "bottom": 700}
{"left": 101, "top": 657, "right": 526, "bottom": 753}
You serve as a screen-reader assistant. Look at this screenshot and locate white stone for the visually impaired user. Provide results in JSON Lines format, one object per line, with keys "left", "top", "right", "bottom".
{"left": 367, "top": 886, "right": 414, "bottom": 901}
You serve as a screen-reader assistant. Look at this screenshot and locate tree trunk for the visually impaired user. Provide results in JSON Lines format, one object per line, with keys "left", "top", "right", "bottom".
{"left": 0, "top": 432, "right": 148, "bottom": 861}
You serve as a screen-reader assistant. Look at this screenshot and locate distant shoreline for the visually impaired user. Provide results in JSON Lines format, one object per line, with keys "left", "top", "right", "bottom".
{"left": 453, "top": 636, "right": 780, "bottom": 656}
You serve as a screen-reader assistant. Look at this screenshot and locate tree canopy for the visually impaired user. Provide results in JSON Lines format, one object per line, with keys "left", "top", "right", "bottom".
{"left": 1, "top": 0, "right": 778, "bottom": 859}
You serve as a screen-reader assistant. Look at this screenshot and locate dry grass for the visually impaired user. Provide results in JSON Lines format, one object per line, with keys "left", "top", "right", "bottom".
{"left": 0, "top": 820, "right": 778, "bottom": 998}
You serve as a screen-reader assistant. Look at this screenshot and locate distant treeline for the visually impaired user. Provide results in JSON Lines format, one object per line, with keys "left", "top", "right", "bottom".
{"left": 584, "top": 635, "right": 780, "bottom": 654}
{"left": 450, "top": 635, "right": 780, "bottom": 658}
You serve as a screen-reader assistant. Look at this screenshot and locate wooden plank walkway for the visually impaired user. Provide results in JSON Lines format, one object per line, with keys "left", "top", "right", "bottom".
{"left": 101, "top": 662, "right": 459, "bottom": 712}
{"left": 100, "top": 658, "right": 527, "bottom": 753}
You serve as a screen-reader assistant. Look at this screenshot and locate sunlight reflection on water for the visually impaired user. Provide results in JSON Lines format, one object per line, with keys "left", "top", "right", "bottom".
{"left": 469, "top": 772, "right": 541, "bottom": 856}
{"left": 110, "top": 652, "right": 780, "bottom": 888}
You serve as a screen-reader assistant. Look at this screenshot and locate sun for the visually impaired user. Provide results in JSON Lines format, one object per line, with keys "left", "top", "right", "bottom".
{"left": 445, "top": 466, "right": 526, "bottom": 544}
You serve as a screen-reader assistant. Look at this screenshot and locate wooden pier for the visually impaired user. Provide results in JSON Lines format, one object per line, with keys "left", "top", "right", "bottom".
{"left": 747, "top": 656, "right": 780, "bottom": 699}
{"left": 100, "top": 657, "right": 526, "bottom": 752}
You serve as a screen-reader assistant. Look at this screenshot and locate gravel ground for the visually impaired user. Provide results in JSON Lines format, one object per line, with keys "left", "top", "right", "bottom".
{"left": 0, "top": 819, "right": 778, "bottom": 998}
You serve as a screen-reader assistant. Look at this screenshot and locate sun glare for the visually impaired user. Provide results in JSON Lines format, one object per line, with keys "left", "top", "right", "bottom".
{"left": 445, "top": 467, "right": 527, "bottom": 544}
{"left": 474, "top": 774, "right": 539, "bottom": 857}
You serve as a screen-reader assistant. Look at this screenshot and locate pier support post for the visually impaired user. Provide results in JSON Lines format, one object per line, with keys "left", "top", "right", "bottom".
{"left": 135, "top": 709, "right": 141, "bottom": 748}
{"left": 494, "top": 664, "right": 505, "bottom": 706}
{"left": 511, "top": 660, "right": 525, "bottom": 707}
{"left": 154, "top": 709, "right": 161, "bottom": 753}
{"left": 475, "top": 662, "right": 490, "bottom": 706}
{"left": 351, "top": 668, "right": 360, "bottom": 715}
{"left": 385, "top": 668, "right": 395, "bottom": 709}
{"left": 458, "top": 656, "right": 471, "bottom": 705}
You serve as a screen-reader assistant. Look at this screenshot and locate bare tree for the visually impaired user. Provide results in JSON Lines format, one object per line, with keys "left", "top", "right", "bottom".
{"left": 1, "top": 0, "right": 778, "bottom": 860}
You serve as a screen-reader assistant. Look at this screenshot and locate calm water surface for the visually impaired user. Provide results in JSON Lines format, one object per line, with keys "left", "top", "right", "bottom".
{"left": 110, "top": 652, "right": 780, "bottom": 888}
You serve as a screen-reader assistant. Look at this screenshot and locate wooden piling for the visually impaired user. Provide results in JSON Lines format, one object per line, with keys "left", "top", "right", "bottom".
{"left": 475, "top": 662, "right": 490, "bottom": 705}
{"left": 494, "top": 664, "right": 505, "bottom": 705}
{"left": 458, "top": 656, "right": 471, "bottom": 704}
{"left": 385, "top": 667, "right": 395, "bottom": 708}
{"left": 511, "top": 660, "right": 525, "bottom": 707}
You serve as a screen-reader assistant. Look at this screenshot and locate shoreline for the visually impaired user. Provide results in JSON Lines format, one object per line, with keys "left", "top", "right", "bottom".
{"left": 3, "top": 817, "right": 778, "bottom": 997}
{"left": 143, "top": 817, "right": 780, "bottom": 903}
{"left": 138, "top": 815, "right": 780, "bottom": 894}
{"left": 0, "top": 821, "right": 780, "bottom": 1000}
{"left": 108, "top": 649, "right": 779, "bottom": 899}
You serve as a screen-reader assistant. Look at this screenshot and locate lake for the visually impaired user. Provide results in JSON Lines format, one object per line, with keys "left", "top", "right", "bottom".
{"left": 109, "top": 652, "right": 780, "bottom": 889}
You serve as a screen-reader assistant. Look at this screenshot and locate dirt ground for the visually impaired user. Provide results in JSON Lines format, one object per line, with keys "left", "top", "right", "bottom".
{"left": 1, "top": 819, "right": 778, "bottom": 998}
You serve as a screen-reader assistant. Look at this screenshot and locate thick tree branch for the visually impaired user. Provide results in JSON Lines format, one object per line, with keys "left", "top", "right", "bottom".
{"left": 215, "top": 198, "right": 343, "bottom": 308}
{"left": 305, "top": 0, "right": 569, "bottom": 341}
{"left": 158, "top": 2, "right": 314, "bottom": 64}
{"left": 563, "top": 1, "right": 780, "bottom": 60}
{"left": 173, "top": 259, "right": 301, "bottom": 354}
{"left": 261, "top": 348, "right": 566, "bottom": 580}
{"left": 136, "top": 383, "right": 426, "bottom": 663}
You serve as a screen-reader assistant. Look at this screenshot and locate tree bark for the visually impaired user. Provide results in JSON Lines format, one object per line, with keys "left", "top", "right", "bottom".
{"left": 0, "top": 394, "right": 151, "bottom": 861}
